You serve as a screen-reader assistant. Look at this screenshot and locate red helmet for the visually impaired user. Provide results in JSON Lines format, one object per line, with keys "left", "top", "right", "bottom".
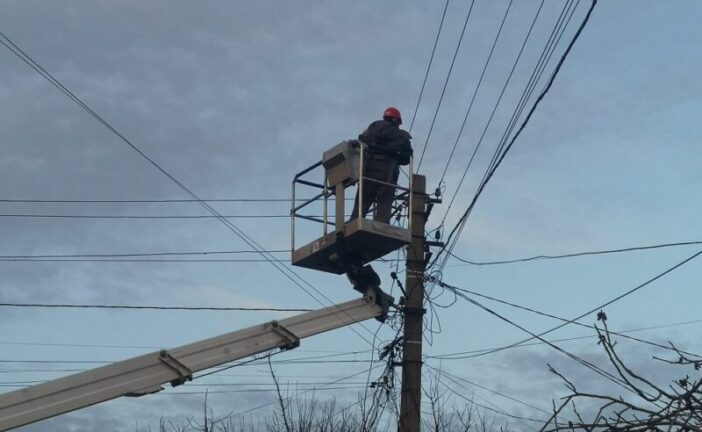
{"left": 383, "top": 107, "right": 402, "bottom": 125}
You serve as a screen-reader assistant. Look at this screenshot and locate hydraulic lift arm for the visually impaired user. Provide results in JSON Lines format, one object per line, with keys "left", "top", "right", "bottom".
{"left": 0, "top": 289, "right": 388, "bottom": 431}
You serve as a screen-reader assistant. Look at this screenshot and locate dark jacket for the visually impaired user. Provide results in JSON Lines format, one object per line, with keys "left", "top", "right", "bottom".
{"left": 358, "top": 120, "right": 413, "bottom": 166}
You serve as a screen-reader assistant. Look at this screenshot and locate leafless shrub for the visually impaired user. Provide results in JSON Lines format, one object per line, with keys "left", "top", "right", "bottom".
{"left": 542, "top": 319, "right": 702, "bottom": 431}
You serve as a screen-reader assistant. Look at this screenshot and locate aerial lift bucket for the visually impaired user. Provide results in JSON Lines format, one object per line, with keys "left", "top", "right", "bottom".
{"left": 291, "top": 140, "right": 413, "bottom": 275}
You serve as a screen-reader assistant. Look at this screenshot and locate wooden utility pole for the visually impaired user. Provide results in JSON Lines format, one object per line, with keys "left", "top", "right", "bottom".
{"left": 399, "top": 174, "right": 426, "bottom": 432}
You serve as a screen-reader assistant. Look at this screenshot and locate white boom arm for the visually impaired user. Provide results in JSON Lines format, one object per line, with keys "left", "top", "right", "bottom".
{"left": 0, "top": 291, "right": 385, "bottom": 431}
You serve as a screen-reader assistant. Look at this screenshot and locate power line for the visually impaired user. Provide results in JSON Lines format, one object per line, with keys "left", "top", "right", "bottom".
{"left": 430, "top": 248, "right": 702, "bottom": 358}
{"left": 0, "top": 30, "right": 378, "bottom": 346}
{"left": 228, "top": 364, "right": 384, "bottom": 418}
{"left": 0, "top": 341, "right": 161, "bottom": 350}
{"left": 408, "top": 0, "right": 451, "bottom": 133}
{"left": 434, "top": 283, "right": 701, "bottom": 358}
{"left": 0, "top": 258, "right": 400, "bottom": 263}
{"left": 435, "top": 0, "right": 578, "bottom": 237}
{"left": 7, "top": 314, "right": 699, "bottom": 370}
{"left": 0, "top": 352, "right": 376, "bottom": 374}
{"left": 0, "top": 349, "right": 369, "bottom": 364}
{"left": 0, "top": 249, "right": 288, "bottom": 259}
{"left": 428, "top": 317, "right": 702, "bottom": 359}
{"left": 437, "top": 0, "right": 580, "bottom": 234}
{"left": 436, "top": 0, "right": 579, "bottom": 247}
{"left": 448, "top": 240, "right": 702, "bottom": 266}
{"left": 0, "top": 302, "right": 312, "bottom": 312}
{"left": 433, "top": 0, "right": 597, "bottom": 272}
{"left": 0, "top": 213, "right": 301, "bottom": 219}
{"left": 438, "top": 0, "right": 528, "bottom": 188}
{"left": 433, "top": 280, "right": 640, "bottom": 395}
{"left": 0, "top": 258, "right": 290, "bottom": 263}
{"left": 439, "top": 0, "right": 540, "bottom": 209}
{"left": 0, "top": 380, "right": 368, "bottom": 387}
{"left": 0, "top": 340, "right": 353, "bottom": 355}
{"left": 415, "top": 0, "right": 477, "bottom": 171}
{"left": 0, "top": 198, "right": 299, "bottom": 203}
{"left": 147, "top": 386, "right": 369, "bottom": 396}
{"left": 0, "top": 359, "right": 375, "bottom": 366}
{"left": 426, "top": 366, "right": 545, "bottom": 426}
{"left": 0, "top": 257, "right": 400, "bottom": 263}
{"left": 484, "top": 0, "right": 581, "bottom": 184}
{"left": 424, "top": 363, "right": 549, "bottom": 415}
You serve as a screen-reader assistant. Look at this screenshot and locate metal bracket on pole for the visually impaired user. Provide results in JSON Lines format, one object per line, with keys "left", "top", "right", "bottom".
{"left": 270, "top": 321, "right": 300, "bottom": 351}
{"left": 402, "top": 307, "right": 426, "bottom": 316}
{"left": 425, "top": 241, "right": 445, "bottom": 248}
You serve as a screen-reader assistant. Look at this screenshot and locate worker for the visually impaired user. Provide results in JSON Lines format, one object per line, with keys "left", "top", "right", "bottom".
{"left": 350, "top": 107, "right": 413, "bottom": 224}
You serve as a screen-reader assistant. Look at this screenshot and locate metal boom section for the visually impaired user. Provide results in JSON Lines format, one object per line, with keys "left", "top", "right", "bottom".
{"left": 0, "top": 291, "right": 385, "bottom": 431}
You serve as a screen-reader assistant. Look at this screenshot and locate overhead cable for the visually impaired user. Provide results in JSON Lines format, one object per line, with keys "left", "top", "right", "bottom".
{"left": 432, "top": 280, "right": 642, "bottom": 395}
{"left": 439, "top": 0, "right": 541, "bottom": 209}
{"left": 435, "top": 283, "right": 701, "bottom": 358}
{"left": 431, "top": 248, "right": 702, "bottom": 358}
{"left": 0, "top": 213, "right": 306, "bottom": 219}
{"left": 438, "top": 0, "right": 529, "bottom": 187}
{"left": 429, "top": 317, "right": 702, "bottom": 359}
{"left": 408, "top": 0, "right": 451, "bottom": 133}
{"left": 0, "top": 198, "right": 298, "bottom": 203}
{"left": 435, "top": 0, "right": 577, "bottom": 234}
{"left": 434, "top": 0, "right": 597, "bottom": 271}
{"left": 448, "top": 240, "right": 702, "bottom": 266}
{"left": 0, "top": 302, "right": 312, "bottom": 312}
{"left": 0, "top": 30, "right": 378, "bottom": 345}
{"left": 415, "top": 0, "right": 477, "bottom": 171}
{"left": 424, "top": 363, "right": 550, "bottom": 415}
{"left": 483, "top": 0, "right": 581, "bottom": 183}
{"left": 427, "top": 366, "right": 545, "bottom": 425}
{"left": 0, "top": 249, "right": 288, "bottom": 259}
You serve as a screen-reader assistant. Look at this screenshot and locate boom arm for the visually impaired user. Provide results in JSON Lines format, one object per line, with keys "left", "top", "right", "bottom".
{"left": 0, "top": 290, "right": 386, "bottom": 431}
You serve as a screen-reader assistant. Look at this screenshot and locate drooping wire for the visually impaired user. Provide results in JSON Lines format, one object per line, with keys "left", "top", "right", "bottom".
{"left": 429, "top": 247, "right": 702, "bottom": 358}
{"left": 0, "top": 213, "right": 314, "bottom": 219}
{"left": 415, "top": 0, "right": 477, "bottom": 172}
{"left": 0, "top": 198, "right": 318, "bottom": 203}
{"left": 437, "top": 0, "right": 525, "bottom": 188}
{"left": 423, "top": 1, "right": 583, "bottom": 304}
{"left": 226, "top": 363, "right": 385, "bottom": 419}
{"left": 432, "top": 0, "right": 598, "bottom": 273}
{"left": 437, "top": 0, "right": 576, "bottom": 231}
{"left": 408, "top": 0, "right": 451, "bottom": 134}
{"left": 0, "top": 302, "right": 311, "bottom": 312}
{"left": 430, "top": 278, "right": 649, "bottom": 397}
{"left": 0, "top": 30, "right": 379, "bottom": 345}
{"left": 425, "top": 365, "right": 545, "bottom": 426}
{"left": 439, "top": 0, "right": 542, "bottom": 217}
{"left": 447, "top": 239, "right": 702, "bottom": 266}
{"left": 428, "top": 317, "right": 702, "bottom": 359}
{"left": 0, "top": 249, "right": 288, "bottom": 259}
{"left": 424, "top": 363, "right": 550, "bottom": 415}
{"left": 431, "top": 283, "right": 701, "bottom": 359}
{"left": 483, "top": 0, "right": 582, "bottom": 183}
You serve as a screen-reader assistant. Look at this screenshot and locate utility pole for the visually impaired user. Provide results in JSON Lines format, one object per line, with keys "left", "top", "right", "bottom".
{"left": 399, "top": 174, "right": 426, "bottom": 432}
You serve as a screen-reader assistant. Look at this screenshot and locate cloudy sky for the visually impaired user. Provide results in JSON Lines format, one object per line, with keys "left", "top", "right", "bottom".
{"left": 1, "top": 1, "right": 702, "bottom": 430}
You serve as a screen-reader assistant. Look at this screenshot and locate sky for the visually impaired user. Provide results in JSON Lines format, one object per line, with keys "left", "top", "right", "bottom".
{"left": 1, "top": 1, "right": 702, "bottom": 430}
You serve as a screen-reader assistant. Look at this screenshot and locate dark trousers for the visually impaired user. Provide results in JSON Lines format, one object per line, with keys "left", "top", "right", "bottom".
{"left": 350, "top": 159, "right": 399, "bottom": 224}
